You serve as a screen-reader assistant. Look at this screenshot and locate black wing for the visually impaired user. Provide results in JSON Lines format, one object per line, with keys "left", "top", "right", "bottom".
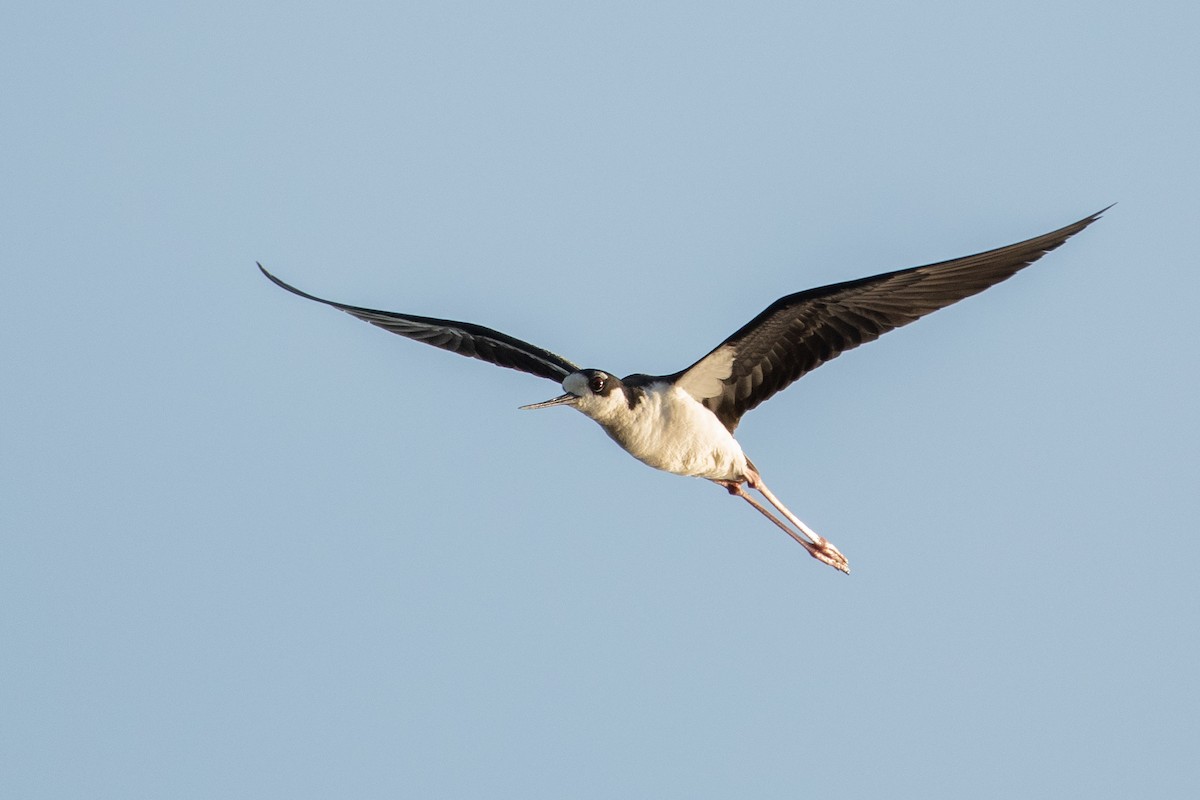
{"left": 672, "top": 208, "right": 1109, "bottom": 431}
{"left": 258, "top": 265, "right": 581, "bottom": 383}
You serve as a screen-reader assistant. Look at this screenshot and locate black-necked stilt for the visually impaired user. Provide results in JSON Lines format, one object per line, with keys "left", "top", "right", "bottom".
{"left": 259, "top": 208, "right": 1106, "bottom": 573}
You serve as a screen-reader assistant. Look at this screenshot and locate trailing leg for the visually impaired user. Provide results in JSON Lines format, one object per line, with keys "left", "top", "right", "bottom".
{"left": 716, "top": 479, "right": 850, "bottom": 573}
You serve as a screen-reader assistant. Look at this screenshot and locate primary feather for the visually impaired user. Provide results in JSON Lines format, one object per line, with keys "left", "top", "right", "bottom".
{"left": 669, "top": 207, "right": 1108, "bottom": 430}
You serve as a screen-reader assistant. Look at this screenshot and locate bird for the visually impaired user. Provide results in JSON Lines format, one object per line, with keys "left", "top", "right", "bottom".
{"left": 259, "top": 208, "right": 1106, "bottom": 573}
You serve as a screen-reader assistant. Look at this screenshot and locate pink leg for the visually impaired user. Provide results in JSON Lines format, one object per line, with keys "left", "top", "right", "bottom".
{"left": 718, "top": 467, "right": 850, "bottom": 574}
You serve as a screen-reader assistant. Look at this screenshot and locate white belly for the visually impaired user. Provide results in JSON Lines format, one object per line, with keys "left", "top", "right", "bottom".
{"left": 596, "top": 384, "right": 748, "bottom": 481}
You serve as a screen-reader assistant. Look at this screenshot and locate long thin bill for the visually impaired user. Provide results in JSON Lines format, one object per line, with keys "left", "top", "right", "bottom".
{"left": 519, "top": 393, "right": 579, "bottom": 410}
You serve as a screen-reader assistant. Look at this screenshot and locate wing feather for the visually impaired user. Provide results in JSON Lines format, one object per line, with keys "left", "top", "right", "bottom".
{"left": 258, "top": 265, "right": 580, "bottom": 383}
{"left": 673, "top": 208, "right": 1108, "bottom": 430}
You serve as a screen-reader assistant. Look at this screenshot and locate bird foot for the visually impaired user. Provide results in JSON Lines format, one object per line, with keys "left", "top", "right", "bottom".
{"left": 801, "top": 538, "right": 850, "bottom": 574}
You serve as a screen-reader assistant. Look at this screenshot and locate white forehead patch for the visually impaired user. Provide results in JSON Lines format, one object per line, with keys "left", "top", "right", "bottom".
{"left": 563, "top": 372, "right": 591, "bottom": 396}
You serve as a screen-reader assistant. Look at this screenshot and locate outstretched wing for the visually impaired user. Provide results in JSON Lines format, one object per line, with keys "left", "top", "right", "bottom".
{"left": 673, "top": 208, "right": 1109, "bottom": 431}
{"left": 258, "top": 265, "right": 581, "bottom": 383}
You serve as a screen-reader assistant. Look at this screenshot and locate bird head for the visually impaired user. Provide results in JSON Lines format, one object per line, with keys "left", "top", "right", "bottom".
{"left": 519, "top": 369, "right": 627, "bottom": 421}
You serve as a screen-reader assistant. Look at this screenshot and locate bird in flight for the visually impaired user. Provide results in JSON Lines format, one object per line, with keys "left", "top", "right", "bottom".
{"left": 259, "top": 208, "right": 1106, "bottom": 573}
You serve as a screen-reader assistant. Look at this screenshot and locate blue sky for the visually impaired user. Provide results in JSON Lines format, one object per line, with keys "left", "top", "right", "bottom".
{"left": 3, "top": 2, "right": 1198, "bottom": 797}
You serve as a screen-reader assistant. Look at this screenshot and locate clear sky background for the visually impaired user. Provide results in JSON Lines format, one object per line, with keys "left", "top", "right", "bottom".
{"left": 3, "top": 2, "right": 1198, "bottom": 798}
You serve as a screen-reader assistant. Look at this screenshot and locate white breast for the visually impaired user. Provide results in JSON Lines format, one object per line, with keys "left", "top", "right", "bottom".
{"left": 589, "top": 383, "right": 748, "bottom": 481}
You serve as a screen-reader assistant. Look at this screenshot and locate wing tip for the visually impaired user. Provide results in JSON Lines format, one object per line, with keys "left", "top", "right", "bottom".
{"left": 255, "top": 262, "right": 337, "bottom": 307}
{"left": 1085, "top": 202, "right": 1115, "bottom": 225}
{"left": 1057, "top": 203, "right": 1114, "bottom": 247}
{"left": 256, "top": 261, "right": 289, "bottom": 291}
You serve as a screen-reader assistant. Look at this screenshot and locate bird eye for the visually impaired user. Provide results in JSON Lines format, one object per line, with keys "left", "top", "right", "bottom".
{"left": 589, "top": 375, "right": 606, "bottom": 393}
